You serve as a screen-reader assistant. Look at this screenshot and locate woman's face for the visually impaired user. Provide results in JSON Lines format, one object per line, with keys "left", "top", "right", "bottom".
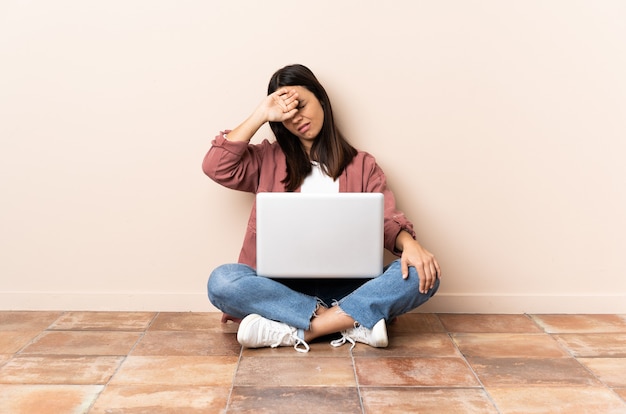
{"left": 282, "top": 86, "right": 324, "bottom": 150}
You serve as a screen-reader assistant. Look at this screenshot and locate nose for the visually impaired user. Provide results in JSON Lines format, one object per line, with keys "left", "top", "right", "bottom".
{"left": 291, "top": 112, "right": 302, "bottom": 123}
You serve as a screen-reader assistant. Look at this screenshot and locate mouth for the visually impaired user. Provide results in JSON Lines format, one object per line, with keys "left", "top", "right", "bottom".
{"left": 297, "top": 123, "right": 311, "bottom": 134}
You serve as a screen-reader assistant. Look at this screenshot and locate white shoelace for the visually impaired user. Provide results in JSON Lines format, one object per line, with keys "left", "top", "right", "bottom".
{"left": 268, "top": 329, "right": 310, "bottom": 353}
{"left": 293, "top": 336, "right": 311, "bottom": 353}
{"left": 330, "top": 334, "right": 357, "bottom": 350}
{"left": 330, "top": 322, "right": 370, "bottom": 350}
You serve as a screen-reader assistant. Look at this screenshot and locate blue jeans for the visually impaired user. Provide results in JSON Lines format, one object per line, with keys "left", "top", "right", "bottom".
{"left": 207, "top": 259, "right": 439, "bottom": 330}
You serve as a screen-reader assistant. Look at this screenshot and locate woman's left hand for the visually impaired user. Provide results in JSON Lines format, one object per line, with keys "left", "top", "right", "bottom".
{"left": 396, "top": 232, "right": 441, "bottom": 294}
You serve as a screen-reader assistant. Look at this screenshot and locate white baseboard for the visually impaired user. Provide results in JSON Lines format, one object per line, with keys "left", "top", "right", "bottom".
{"left": 415, "top": 293, "right": 626, "bottom": 314}
{"left": 1, "top": 292, "right": 625, "bottom": 314}
{"left": 0, "top": 292, "right": 218, "bottom": 312}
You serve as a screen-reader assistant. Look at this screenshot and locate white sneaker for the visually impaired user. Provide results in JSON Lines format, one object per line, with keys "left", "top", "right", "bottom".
{"left": 330, "top": 319, "right": 388, "bottom": 349}
{"left": 237, "top": 314, "right": 310, "bottom": 353}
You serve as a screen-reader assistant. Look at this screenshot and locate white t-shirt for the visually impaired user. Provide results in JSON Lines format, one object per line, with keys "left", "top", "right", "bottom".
{"left": 300, "top": 161, "right": 339, "bottom": 194}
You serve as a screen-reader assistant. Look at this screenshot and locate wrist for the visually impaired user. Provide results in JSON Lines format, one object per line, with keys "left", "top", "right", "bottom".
{"left": 250, "top": 108, "right": 269, "bottom": 127}
{"left": 395, "top": 230, "right": 414, "bottom": 252}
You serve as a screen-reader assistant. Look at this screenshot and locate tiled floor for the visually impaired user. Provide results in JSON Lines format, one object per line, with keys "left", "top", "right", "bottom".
{"left": 1, "top": 312, "right": 626, "bottom": 413}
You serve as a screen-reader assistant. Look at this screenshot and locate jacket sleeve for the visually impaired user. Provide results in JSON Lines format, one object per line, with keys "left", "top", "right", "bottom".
{"left": 202, "top": 131, "right": 266, "bottom": 193}
{"left": 362, "top": 156, "right": 417, "bottom": 256}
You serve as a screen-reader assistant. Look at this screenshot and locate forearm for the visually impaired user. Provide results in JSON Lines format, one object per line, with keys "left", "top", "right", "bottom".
{"left": 224, "top": 111, "right": 267, "bottom": 143}
{"left": 225, "top": 87, "right": 299, "bottom": 142}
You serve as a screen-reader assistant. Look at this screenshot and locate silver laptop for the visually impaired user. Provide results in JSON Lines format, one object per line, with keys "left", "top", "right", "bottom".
{"left": 256, "top": 192, "right": 384, "bottom": 278}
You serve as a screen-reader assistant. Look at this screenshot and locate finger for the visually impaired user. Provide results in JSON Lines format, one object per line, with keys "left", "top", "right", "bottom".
{"left": 285, "top": 98, "right": 299, "bottom": 112}
{"left": 270, "top": 94, "right": 288, "bottom": 112}
{"left": 281, "top": 108, "right": 298, "bottom": 120}
{"left": 424, "top": 264, "right": 436, "bottom": 293}
{"left": 273, "top": 88, "right": 293, "bottom": 104}
{"left": 401, "top": 257, "right": 409, "bottom": 279}
{"left": 275, "top": 87, "right": 293, "bottom": 97}
{"left": 284, "top": 93, "right": 299, "bottom": 109}
{"left": 278, "top": 95, "right": 299, "bottom": 114}
{"left": 277, "top": 88, "right": 297, "bottom": 100}
{"left": 429, "top": 264, "right": 437, "bottom": 289}
{"left": 417, "top": 265, "right": 428, "bottom": 293}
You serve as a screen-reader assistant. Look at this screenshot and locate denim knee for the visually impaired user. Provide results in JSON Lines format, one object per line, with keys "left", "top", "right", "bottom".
{"left": 207, "top": 263, "right": 244, "bottom": 305}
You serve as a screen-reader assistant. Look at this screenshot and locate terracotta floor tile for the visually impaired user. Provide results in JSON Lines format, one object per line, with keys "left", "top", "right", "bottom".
{"left": 49, "top": 311, "right": 156, "bottom": 331}
{"left": 132, "top": 330, "right": 241, "bottom": 356}
{"left": 0, "top": 331, "right": 40, "bottom": 354}
{"left": 614, "top": 388, "right": 626, "bottom": 401}
{"left": 241, "top": 340, "right": 350, "bottom": 357}
{"left": 388, "top": 313, "right": 445, "bottom": 333}
{"left": 361, "top": 388, "right": 499, "bottom": 414}
{"left": 578, "top": 358, "right": 626, "bottom": 387}
{"left": 0, "top": 311, "right": 62, "bottom": 331}
{"left": 0, "top": 384, "right": 103, "bottom": 414}
{"left": 438, "top": 314, "right": 542, "bottom": 333}
{"left": 110, "top": 355, "right": 238, "bottom": 386}
{"left": 20, "top": 331, "right": 141, "bottom": 356}
{"left": 3, "top": 310, "right": 625, "bottom": 412}
{"left": 452, "top": 333, "right": 569, "bottom": 358}
{"left": 468, "top": 357, "right": 600, "bottom": 387}
{"left": 487, "top": 386, "right": 626, "bottom": 413}
{"left": 149, "top": 312, "right": 234, "bottom": 332}
{"left": 219, "top": 320, "right": 241, "bottom": 334}
{"left": 229, "top": 386, "right": 362, "bottom": 413}
{"left": 356, "top": 357, "right": 479, "bottom": 387}
{"left": 554, "top": 333, "right": 626, "bottom": 357}
{"left": 235, "top": 356, "right": 356, "bottom": 387}
{"left": 352, "top": 333, "right": 460, "bottom": 358}
{"left": 89, "top": 384, "right": 230, "bottom": 414}
{"left": 0, "top": 355, "right": 11, "bottom": 366}
{"left": 531, "top": 314, "right": 626, "bottom": 333}
{"left": 0, "top": 355, "right": 123, "bottom": 384}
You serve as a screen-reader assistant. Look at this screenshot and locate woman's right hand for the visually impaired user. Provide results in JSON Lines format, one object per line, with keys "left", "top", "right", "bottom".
{"left": 221, "top": 88, "right": 300, "bottom": 143}
{"left": 259, "top": 88, "right": 300, "bottom": 122}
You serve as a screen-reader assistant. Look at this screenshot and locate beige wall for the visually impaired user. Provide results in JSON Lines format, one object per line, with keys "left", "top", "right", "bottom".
{"left": 1, "top": 1, "right": 625, "bottom": 312}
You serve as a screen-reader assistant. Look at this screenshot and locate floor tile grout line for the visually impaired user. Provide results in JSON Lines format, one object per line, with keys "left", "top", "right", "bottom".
{"left": 435, "top": 313, "right": 503, "bottom": 414}
{"left": 529, "top": 313, "right": 626, "bottom": 402}
{"left": 10, "top": 311, "right": 68, "bottom": 358}
{"left": 84, "top": 311, "right": 161, "bottom": 413}
{"left": 525, "top": 313, "right": 547, "bottom": 332}
{"left": 561, "top": 336, "right": 626, "bottom": 405}
{"left": 223, "top": 344, "right": 245, "bottom": 413}
{"left": 556, "top": 335, "right": 626, "bottom": 398}
{"left": 613, "top": 388, "right": 626, "bottom": 405}
{"left": 2, "top": 312, "right": 626, "bottom": 411}
{"left": 440, "top": 313, "right": 626, "bottom": 411}
{"left": 49, "top": 310, "right": 68, "bottom": 329}
{"left": 349, "top": 347, "right": 366, "bottom": 414}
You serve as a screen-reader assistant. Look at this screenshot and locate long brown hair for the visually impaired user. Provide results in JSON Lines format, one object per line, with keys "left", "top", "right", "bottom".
{"left": 268, "top": 64, "right": 357, "bottom": 191}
